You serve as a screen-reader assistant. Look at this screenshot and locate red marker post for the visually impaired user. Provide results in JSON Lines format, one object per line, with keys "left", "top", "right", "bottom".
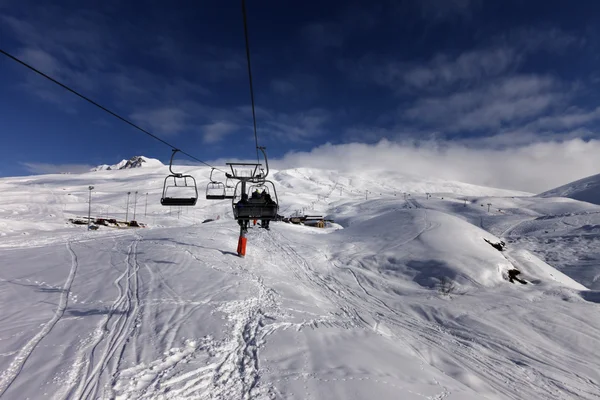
{"left": 237, "top": 229, "right": 247, "bottom": 257}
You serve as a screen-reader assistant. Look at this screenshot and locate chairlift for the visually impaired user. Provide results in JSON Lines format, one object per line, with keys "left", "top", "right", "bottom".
{"left": 160, "top": 149, "right": 198, "bottom": 206}
{"left": 206, "top": 168, "right": 226, "bottom": 200}
{"left": 227, "top": 147, "right": 279, "bottom": 221}
{"left": 232, "top": 180, "right": 279, "bottom": 220}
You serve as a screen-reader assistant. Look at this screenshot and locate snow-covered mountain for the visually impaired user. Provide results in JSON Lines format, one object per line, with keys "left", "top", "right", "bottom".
{"left": 538, "top": 172, "right": 600, "bottom": 205}
{"left": 91, "top": 155, "right": 163, "bottom": 171}
{"left": 0, "top": 165, "right": 599, "bottom": 399}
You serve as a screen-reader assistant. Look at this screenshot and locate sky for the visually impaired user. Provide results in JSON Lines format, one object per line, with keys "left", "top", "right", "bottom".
{"left": 1, "top": 0, "right": 600, "bottom": 192}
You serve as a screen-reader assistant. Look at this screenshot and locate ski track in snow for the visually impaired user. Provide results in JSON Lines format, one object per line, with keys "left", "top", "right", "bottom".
{"left": 263, "top": 227, "right": 599, "bottom": 400}
{"left": 260, "top": 229, "right": 450, "bottom": 399}
{"left": 0, "top": 239, "right": 79, "bottom": 397}
{"left": 59, "top": 235, "right": 143, "bottom": 400}
{"left": 96, "top": 229, "right": 283, "bottom": 400}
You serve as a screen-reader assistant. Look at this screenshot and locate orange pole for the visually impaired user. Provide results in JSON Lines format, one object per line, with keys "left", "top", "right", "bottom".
{"left": 237, "top": 228, "right": 247, "bottom": 257}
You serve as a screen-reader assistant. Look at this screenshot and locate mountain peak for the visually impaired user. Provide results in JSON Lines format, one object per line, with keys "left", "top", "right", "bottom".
{"left": 91, "top": 156, "right": 163, "bottom": 171}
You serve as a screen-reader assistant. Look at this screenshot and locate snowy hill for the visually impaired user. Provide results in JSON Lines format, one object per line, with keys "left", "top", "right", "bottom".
{"left": 0, "top": 165, "right": 599, "bottom": 399}
{"left": 91, "top": 155, "right": 163, "bottom": 171}
{"left": 538, "top": 172, "right": 600, "bottom": 205}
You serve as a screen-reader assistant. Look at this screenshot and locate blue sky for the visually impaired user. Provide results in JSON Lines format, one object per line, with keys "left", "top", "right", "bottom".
{"left": 1, "top": 0, "right": 600, "bottom": 189}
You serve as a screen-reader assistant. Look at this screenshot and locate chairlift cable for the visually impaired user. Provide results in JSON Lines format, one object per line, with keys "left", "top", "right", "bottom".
{"left": 241, "top": 0, "right": 261, "bottom": 163}
{"left": 0, "top": 48, "right": 225, "bottom": 173}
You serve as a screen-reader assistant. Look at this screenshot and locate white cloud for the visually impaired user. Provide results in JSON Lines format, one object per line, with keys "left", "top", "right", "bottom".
{"left": 398, "top": 48, "right": 517, "bottom": 92}
{"left": 404, "top": 75, "right": 565, "bottom": 131}
{"left": 345, "top": 47, "right": 518, "bottom": 95}
{"left": 202, "top": 121, "right": 238, "bottom": 144}
{"left": 262, "top": 109, "right": 331, "bottom": 142}
{"left": 130, "top": 107, "right": 189, "bottom": 135}
{"left": 345, "top": 26, "right": 580, "bottom": 96}
{"left": 526, "top": 107, "right": 600, "bottom": 131}
{"left": 503, "top": 27, "right": 582, "bottom": 54}
{"left": 21, "top": 162, "right": 93, "bottom": 174}
{"left": 273, "top": 138, "right": 600, "bottom": 193}
{"left": 16, "top": 47, "right": 62, "bottom": 76}
{"left": 457, "top": 128, "right": 596, "bottom": 148}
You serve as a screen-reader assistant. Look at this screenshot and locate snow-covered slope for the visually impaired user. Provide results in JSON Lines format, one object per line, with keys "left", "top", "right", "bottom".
{"left": 538, "top": 172, "right": 600, "bottom": 205}
{"left": 0, "top": 166, "right": 599, "bottom": 400}
{"left": 275, "top": 167, "right": 532, "bottom": 198}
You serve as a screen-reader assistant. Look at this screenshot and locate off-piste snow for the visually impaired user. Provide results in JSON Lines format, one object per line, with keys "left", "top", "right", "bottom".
{"left": 0, "top": 162, "right": 599, "bottom": 400}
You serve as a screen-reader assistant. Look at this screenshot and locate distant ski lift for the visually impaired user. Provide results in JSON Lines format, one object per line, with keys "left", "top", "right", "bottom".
{"left": 206, "top": 168, "right": 226, "bottom": 200}
{"left": 161, "top": 150, "right": 198, "bottom": 206}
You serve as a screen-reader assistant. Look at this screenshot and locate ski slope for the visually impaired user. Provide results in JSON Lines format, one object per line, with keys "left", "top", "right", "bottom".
{"left": 538, "top": 172, "right": 600, "bottom": 206}
{"left": 0, "top": 164, "right": 599, "bottom": 399}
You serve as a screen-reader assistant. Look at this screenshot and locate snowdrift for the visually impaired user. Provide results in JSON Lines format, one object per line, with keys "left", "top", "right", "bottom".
{"left": 325, "top": 204, "right": 586, "bottom": 292}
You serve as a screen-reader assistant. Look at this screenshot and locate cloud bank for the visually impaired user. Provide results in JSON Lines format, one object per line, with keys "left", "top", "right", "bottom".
{"left": 272, "top": 139, "right": 600, "bottom": 194}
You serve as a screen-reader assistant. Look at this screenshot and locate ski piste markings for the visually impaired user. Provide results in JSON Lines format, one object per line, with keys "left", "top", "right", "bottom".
{"left": 0, "top": 239, "right": 79, "bottom": 398}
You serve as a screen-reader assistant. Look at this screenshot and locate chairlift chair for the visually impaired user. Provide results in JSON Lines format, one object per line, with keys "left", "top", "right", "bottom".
{"left": 206, "top": 168, "right": 227, "bottom": 200}
{"left": 224, "top": 177, "right": 236, "bottom": 199}
{"left": 232, "top": 180, "right": 279, "bottom": 220}
{"left": 227, "top": 148, "right": 279, "bottom": 221}
{"left": 160, "top": 150, "right": 198, "bottom": 206}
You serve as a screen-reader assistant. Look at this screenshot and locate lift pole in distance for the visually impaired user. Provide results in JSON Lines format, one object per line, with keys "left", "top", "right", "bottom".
{"left": 88, "top": 186, "right": 94, "bottom": 230}
{"left": 133, "top": 191, "right": 138, "bottom": 220}
{"left": 126, "top": 191, "right": 131, "bottom": 222}
{"left": 145, "top": 192, "right": 148, "bottom": 217}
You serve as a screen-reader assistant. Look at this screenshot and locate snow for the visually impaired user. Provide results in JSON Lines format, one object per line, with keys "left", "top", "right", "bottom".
{"left": 0, "top": 164, "right": 599, "bottom": 399}
{"left": 538, "top": 172, "right": 600, "bottom": 205}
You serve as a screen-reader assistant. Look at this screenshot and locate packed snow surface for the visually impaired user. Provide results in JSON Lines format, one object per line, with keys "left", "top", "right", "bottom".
{"left": 0, "top": 164, "right": 599, "bottom": 400}
{"left": 538, "top": 172, "right": 600, "bottom": 205}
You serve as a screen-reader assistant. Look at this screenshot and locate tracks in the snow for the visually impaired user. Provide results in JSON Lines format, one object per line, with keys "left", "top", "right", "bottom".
{"left": 0, "top": 240, "right": 79, "bottom": 398}
{"left": 262, "top": 228, "right": 591, "bottom": 400}
{"left": 108, "top": 230, "right": 285, "bottom": 400}
{"left": 63, "top": 235, "right": 143, "bottom": 400}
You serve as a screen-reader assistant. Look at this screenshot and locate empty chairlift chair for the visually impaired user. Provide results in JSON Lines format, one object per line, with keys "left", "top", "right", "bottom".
{"left": 206, "top": 168, "right": 226, "bottom": 200}
{"left": 224, "top": 178, "right": 236, "bottom": 199}
{"left": 160, "top": 149, "right": 199, "bottom": 206}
